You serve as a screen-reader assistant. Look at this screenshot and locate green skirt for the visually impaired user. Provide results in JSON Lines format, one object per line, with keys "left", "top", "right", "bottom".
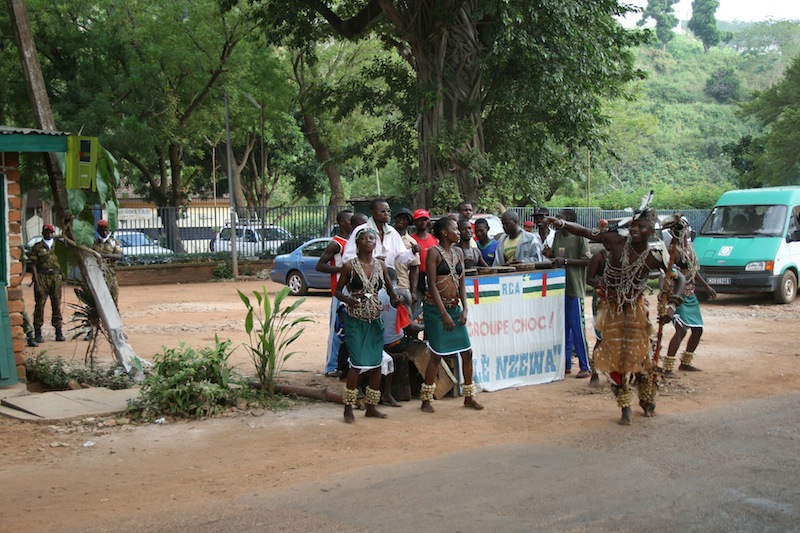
{"left": 674, "top": 294, "right": 703, "bottom": 328}
{"left": 423, "top": 303, "right": 471, "bottom": 356}
{"left": 344, "top": 315, "right": 384, "bottom": 369}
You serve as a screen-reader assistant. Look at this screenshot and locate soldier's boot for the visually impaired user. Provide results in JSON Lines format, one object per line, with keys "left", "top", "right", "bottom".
{"left": 55, "top": 328, "right": 66, "bottom": 342}
{"left": 34, "top": 328, "right": 44, "bottom": 344}
{"left": 26, "top": 331, "right": 39, "bottom": 347}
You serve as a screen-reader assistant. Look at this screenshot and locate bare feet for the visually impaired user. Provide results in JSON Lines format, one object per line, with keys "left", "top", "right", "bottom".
{"left": 663, "top": 370, "right": 679, "bottom": 379}
{"left": 355, "top": 396, "right": 366, "bottom": 410}
{"left": 365, "top": 405, "right": 388, "bottom": 418}
{"left": 421, "top": 400, "right": 435, "bottom": 413}
{"left": 679, "top": 363, "right": 702, "bottom": 372}
{"left": 344, "top": 405, "right": 355, "bottom": 423}
{"left": 464, "top": 397, "right": 484, "bottom": 410}
{"left": 381, "top": 395, "right": 402, "bottom": 407}
{"left": 641, "top": 402, "right": 656, "bottom": 417}
{"left": 619, "top": 406, "right": 632, "bottom": 426}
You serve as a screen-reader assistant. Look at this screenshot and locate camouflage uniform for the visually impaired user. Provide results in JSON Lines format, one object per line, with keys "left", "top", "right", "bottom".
{"left": 92, "top": 236, "right": 123, "bottom": 305}
{"left": 30, "top": 240, "right": 63, "bottom": 331}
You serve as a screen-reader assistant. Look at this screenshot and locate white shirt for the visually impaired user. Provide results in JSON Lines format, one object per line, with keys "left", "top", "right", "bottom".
{"left": 532, "top": 227, "right": 555, "bottom": 250}
{"left": 342, "top": 217, "right": 418, "bottom": 268}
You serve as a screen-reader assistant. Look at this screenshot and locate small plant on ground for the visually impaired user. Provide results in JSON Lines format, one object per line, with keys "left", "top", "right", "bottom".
{"left": 213, "top": 260, "right": 233, "bottom": 279}
{"left": 67, "top": 286, "right": 110, "bottom": 368}
{"left": 239, "top": 286, "right": 311, "bottom": 398}
{"left": 128, "top": 336, "right": 237, "bottom": 418}
{"left": 24, "top": 354, "right": 135, "bottom": 390}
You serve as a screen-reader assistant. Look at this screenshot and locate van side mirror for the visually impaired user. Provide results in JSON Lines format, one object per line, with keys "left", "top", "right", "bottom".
{"left": 788, "top": 230, "right": 800, "bottom": 243}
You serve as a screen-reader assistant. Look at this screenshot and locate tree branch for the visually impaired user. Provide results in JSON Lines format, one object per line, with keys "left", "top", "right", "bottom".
{"left": 312, "top": 0, "right": 384, "bottom": 39}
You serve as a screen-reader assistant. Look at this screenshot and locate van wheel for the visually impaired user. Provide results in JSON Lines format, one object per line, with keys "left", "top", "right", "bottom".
{"left": 774, "top": 270, "right": 797, "bottom": 304}
{"left": 287, "top": 271, "right": 308, "bottom": 296}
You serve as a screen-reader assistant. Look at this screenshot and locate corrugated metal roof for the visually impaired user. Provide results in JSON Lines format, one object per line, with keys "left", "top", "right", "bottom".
{"left": 0, "top": 126, "right": 70, "bottom": 136}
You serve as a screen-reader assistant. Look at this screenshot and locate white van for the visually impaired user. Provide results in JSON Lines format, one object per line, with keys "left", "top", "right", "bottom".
{"left": 694, "top": 186, "right": 800, "bottom": 303}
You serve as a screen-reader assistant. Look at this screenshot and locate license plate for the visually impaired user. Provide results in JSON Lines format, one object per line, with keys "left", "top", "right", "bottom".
{"left": 707, "top": 277, "right": 731, "bottom": 285}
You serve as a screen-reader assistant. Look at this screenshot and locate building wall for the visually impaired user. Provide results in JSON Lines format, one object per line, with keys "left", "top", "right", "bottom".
{"left": 1, "top": 151, "right": 27, "bottom": 381}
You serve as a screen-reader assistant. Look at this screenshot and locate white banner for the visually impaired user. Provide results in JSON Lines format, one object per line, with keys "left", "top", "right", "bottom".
{"left": 465, "top": 271, "right": 566, "bottom": 392}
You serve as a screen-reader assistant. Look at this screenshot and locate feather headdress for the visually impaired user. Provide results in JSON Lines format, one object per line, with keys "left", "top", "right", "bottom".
{"left": 632, "top": 189, "right": 657, "bottom": 225}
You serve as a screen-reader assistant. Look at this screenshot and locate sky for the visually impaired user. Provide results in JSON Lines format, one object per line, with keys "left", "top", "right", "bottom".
{"left": 620, "top": 0, "right": 800, "bottom": 28}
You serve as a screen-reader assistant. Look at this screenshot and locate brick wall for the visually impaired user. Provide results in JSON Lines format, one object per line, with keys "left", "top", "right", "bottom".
{"left": 116, "top": 260, "right": 272, "bottom": 286}
{"left": 2, "top": 151, "right": 27, "bottom": 381}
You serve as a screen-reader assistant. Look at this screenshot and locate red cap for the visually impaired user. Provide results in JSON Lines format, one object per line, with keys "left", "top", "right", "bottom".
{"left": 42, "top": 224, "right": 54, "bottom": 232}
{"left": 97, "top": 219, "right": 109, "bottom": 228}
{"left": 412, "top": 209, "right": 430, "bottom": 220}
{"left": 523, "top": 221, "right": 534, "bottom": 228}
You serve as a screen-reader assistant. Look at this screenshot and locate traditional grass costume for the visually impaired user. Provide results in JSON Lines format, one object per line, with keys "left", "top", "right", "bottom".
{"left": 594, "top": 208, "right": 669, "bottom": 418}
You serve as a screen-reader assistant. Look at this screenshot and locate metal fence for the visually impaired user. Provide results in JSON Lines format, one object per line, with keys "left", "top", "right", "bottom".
{"left": 113, "top": 204, "right": 711, "bottom": 262}
{"left": 510, "top": 207, "right": 711, "bottom": 234}
{"left": 115, "top": 205, "right": 348, "bottom": 262}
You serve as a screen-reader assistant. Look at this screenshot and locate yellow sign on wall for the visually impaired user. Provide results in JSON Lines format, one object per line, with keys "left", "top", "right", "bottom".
{"left": 66, "top": 135, "right": 98, "bottom": 191}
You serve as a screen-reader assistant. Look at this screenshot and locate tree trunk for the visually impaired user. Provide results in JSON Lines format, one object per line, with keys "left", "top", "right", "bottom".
{"left": 291, "top": 48, "right": 345, "bottom": 219}
{"left": 407, "top": 0, "right": 485, "bottom": 208}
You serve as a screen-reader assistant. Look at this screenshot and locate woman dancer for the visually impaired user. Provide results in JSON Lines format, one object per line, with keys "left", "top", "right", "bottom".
{"left": 335, "top": 228, "right": 401, "bottom": 423}
{"left": 663, "top": 220, "right": 717, "bottom": 377}
{"left": 420, "top": 217, "right": 483, "bottom": 413}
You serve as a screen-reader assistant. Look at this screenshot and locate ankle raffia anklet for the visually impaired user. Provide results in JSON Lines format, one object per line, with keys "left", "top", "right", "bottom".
{"left": 615, "top": 386, "right": 632, "bottom": 408}
{"left": 365, "top": 386, "right": 381, "bottom": 406}
{"left": 420, "top": 383, "right": 436, "bottom": 402}
{"left": 462, "top": 383, "right": 477, "bottom": 397}
{"left": 342, "top": 387, "right": 359, "bottom": 406}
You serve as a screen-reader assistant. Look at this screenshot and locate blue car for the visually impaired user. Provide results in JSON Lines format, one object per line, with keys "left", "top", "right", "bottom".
{"left": 270, "top": 238, "right": 333, "bottom": 296}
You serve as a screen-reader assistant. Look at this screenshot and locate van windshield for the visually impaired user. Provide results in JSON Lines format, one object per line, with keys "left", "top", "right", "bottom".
{"left": 700, "top": 204, "right": 787, "bottom": 237}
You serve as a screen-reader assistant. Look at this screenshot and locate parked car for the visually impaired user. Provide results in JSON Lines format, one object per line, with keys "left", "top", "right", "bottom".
{"left": 270, "top": 238, "right": 333, "bottom": 296}
{"left": 114, "top": 230, "right": 174, "bottom": 264}
{"left": 212, "top": 223, "right": 293, "bottom": 258}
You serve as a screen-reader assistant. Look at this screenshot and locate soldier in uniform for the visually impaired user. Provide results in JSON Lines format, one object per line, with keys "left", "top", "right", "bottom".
{"left": 91, "top": 219, "right": 123, "bottom": 306}
{"left": 30, "top": 224, "right": 65, "bottom": 343}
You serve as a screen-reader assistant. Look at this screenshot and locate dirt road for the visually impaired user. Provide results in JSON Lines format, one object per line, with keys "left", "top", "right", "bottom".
{"left": 1, "top": 279, "right": 798, "bottom": 532}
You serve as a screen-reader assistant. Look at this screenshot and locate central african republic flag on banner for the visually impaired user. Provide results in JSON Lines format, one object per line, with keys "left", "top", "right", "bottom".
{"left": 464, "top": 270, "right": 566, "bottom": 392}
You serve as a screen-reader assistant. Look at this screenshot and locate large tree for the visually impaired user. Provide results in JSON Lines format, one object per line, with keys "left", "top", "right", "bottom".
{"left": 688, "top": 0, "right": 720, "bottom": 53}
{"left": 732, "top": 53, "right": 800, "bottom": 187}
{"left": 638, "top": 0, "right": 679, "bottom": 50}
{"left": 251, "top": 0, "right": 648, "bottom": 209}
{"left": 22, "top": 0, "right": 257, "bottom": 251}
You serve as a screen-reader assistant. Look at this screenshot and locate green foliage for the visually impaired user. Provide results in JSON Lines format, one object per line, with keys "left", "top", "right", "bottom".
{"left": 638, "top": 0, "right": 679, "bottom": 47}
{"left": 213, "top": 261, "right": 234, "bottom": 279}
{"left": 735, "top": 52, "right": 800, "bottom": 187}
{"left": 25, "top": 354, "right": 135, "bottom": 391}
{"left": 238, "top": 286, "right": 311, "bottom": 398}
{"left": 688, "top": 0, "right": 721, "bottom": 52}
{"left": 705, "top": 68, "right": 741, "bottom": 103}
{"left": 130, "top": 337, "right": 236, "bottom": 418}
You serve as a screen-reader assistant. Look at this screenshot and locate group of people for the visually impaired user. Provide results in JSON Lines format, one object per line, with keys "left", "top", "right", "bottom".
{"left": 24, "top": 219, "right": 123, "bottom": 346}
{"left": 317, "top": 200, "right": 486, "bottom": 422}
{"left": 319, "top": 198, "right": 714, "bottom": 426}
